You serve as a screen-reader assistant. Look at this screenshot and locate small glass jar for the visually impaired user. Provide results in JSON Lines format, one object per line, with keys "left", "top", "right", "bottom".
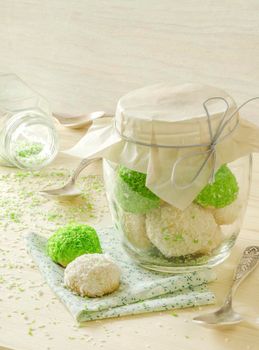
{"left": 103, "top": 155, "right": 252, "bottom": 273}
{"left": 0, "top": 74, "right": 58, "bottom": 170}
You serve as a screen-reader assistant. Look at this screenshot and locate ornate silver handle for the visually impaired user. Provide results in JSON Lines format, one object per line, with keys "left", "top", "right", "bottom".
{"left": 71, "top": 158, "right": 101, "bottom": 183}
{"left": 233, "top": 246, "right": 259, "bottom": 284}
{"left": 223, "top": 246, "right": 259, "bottom": 308}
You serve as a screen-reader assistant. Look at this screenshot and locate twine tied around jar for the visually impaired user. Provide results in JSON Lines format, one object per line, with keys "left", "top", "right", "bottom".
{"left": 115, "top": 96, "right": 259, "bottom": 189}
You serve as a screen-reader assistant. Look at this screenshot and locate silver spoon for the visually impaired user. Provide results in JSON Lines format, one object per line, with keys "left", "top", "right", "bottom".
{"left": 193, "top": 246, "right": 259, "bottom": 327}
{"left": 40, "top": 158, "right": 101, "bottom": 199}
{"left": 53, "top": 111, "right": 109, "bottom": 129}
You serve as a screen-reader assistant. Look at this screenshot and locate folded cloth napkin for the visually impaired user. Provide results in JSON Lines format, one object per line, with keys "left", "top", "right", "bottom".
{"left": 26, "top": 228, "right": 216, "bottom": 323}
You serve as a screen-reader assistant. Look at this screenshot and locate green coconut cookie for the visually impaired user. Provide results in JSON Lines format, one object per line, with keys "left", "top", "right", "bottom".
{"left": 195, "top": 165, "right": 239, "bottom": 209}
{"left": 47, "top": 224, "right": 102, "bottom": 267}
{"left": 115, "top": 166, "right": 160, "bottom": 214}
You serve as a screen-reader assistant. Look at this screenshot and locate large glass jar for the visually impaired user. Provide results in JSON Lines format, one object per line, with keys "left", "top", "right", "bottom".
{"left": 103, "top": 155, "right": 252, "bottom": 273}
{"left": 66, "top": 82, "right": 259, "bottom": 272}
{"left": 0, "top": 74, "right": 58, "bottom": 170}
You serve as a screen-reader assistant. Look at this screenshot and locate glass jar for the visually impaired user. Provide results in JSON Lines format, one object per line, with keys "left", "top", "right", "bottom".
{"left": 66, "top": 82, "right": 259, "bottom": 273}
{"left": 103, "top": 155, "right": 252, "bottom": 273}
{"left": 0, "top": 74, "right": 58, "bottom": 170}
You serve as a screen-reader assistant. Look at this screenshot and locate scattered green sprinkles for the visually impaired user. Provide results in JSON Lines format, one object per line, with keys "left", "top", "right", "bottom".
{"left": 13, "top": 141, "right": 46, "bottom": 168}
{"left": 173, "top": 233, "right": 184, "bottom": 242}
{"left": 0, "top": 167, "right": 108, "bottom": 335}
{"left": 0, "top": 169, "right": 107, "bottom": 234}
{"left": 0, "top": 165, "right": 216, "bottom": 332}
{"left": 16, "top": 142, "right": 43, "bottom": 158}
{"left": 47, "top": 212, "right": 64, "bottom": 222}
{"left": 9, "top": 212, "right": 20, "bottom": 223}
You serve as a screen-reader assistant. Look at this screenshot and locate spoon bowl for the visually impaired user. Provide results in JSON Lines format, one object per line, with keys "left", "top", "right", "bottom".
{"left": 193, "top": 246, "right": 259, "bottom": 328}
{"left": 53, "top": 111, "right": 108, "bottom": 129}
{"left": 40, "top": 182, "right": 82, "bottom": 199}
{"left": 40, "top": 158, "right": 100, "bottom": 199}
{"left": 193, "top": 308, "right": 243, "bottom": 327}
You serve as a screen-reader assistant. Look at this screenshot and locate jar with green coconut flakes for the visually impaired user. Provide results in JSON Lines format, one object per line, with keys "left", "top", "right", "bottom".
{"left": 66, "top": 83, "right": 259, "bottom": 273}
{"left": 0, "top": 74, "right": 58, "bottom": 170}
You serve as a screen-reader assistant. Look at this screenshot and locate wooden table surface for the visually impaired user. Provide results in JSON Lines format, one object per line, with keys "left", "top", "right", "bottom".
{"left": 1, "top": 1, "right": 259, "bottom": 349}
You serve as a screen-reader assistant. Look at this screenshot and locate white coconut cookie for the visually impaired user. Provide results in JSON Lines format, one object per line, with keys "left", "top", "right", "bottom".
{"left": 146, "top": 203, "right": 222, "bottom": 258}
{"left": 121, "top": 211, "right": 152, "bottom": 249}
{"left": 210, "top": 198, "right": 242, "bottom": 225}
{"left": 64, "top": 254, "right": 121, "bottom": 297}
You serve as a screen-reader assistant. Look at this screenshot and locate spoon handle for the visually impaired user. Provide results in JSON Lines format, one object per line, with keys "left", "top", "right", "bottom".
{"left": 71, "top": 158, "right": 101, "bottom": 183}
{"left": 223, "top": 246, "right": 259, "bottom": 308}
{"left": 233, "top": 246, "right": 259, "bottom": 285}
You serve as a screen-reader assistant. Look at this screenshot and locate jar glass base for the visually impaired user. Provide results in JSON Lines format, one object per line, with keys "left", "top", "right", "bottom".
{"left": 103, "top": 157, "right": 251, "bottom": 274}
{"left": 122, "top": 232, "right": 238, "bottom": 273}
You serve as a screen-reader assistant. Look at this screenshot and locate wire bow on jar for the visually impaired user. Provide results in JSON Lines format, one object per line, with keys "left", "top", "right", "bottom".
{"left": 171, "top": 96, "right": 259, "bottom": 189}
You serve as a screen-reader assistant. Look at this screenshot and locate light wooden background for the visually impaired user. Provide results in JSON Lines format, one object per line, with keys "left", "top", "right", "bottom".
{"left": 1, "top": 1, "right": 259, "bottom": 350}
{"left": 1, "top": 1, "right": 259, "bottom": 115}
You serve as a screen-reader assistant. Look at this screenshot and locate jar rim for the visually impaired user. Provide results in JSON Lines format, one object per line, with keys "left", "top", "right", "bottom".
{"left": 3, "top": 108, "right": 59, "bottom": 170}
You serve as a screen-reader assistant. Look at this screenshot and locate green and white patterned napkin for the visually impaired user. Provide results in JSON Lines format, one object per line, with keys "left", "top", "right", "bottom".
{"left": 26, "top": 228, "right": 216, "bottom": 323}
